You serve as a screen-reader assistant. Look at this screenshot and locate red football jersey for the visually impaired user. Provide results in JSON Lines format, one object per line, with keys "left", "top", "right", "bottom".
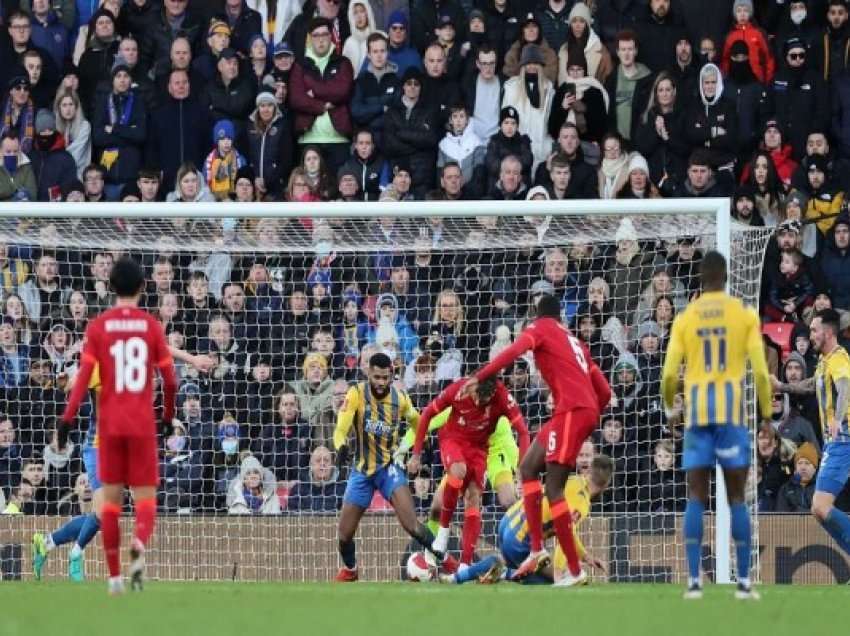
{"left": 475, "top": 317, "right": 609, "bottom": 415}
{"left": 62, "top": 306, "right": 176, "bottom": 438}
{"left": 414, "top": 379, "right": 530, "bottom": 455}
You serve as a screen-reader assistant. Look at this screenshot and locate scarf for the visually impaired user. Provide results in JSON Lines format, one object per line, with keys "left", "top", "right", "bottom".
{"left": 107, "top": 91, "right": 135, "bottom": 126}
{"left": 2, "top": 99, "right": 35, "bottom": 154}
{"left": 525, "top": 73, "right": 540, "bottom": 108}
{"left": 601, "top": 153, "right": 629, "bottom": 197}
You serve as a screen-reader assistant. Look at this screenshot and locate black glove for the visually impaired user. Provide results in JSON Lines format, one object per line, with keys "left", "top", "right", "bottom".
{"left": 56, "top": 419, "right": 71, "bottom": 451}
{"left": 335, "top": 444, "right": 350, "bottom": 471}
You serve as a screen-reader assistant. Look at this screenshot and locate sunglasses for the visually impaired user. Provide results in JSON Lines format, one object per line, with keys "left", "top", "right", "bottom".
{"left": 788, "top": 52, "right": 805, "bottom": 60}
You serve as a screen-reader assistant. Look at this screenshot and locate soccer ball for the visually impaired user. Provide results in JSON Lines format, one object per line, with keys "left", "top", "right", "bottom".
{"left": 406, "top": 551, "right": 436, "bottom": 582}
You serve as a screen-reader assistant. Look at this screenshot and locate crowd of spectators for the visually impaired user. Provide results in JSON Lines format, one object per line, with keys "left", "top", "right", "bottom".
{"left": 0, "top": 0, "right": 849, "bottom": 518}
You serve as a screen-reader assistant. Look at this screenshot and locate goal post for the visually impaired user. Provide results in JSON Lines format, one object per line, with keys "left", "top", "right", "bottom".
{"left": 0, "top": 198, "right": 774, "bottom": 583}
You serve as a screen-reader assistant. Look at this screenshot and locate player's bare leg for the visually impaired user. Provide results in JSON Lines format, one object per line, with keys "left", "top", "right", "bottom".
{"left": 461, "top": 483, "right": 482, "bottom": 565}
{"left": 427, "top": 486, "right": 444, "bottom": 535}
{"left": 391, "top": 485, "right": 453, "bottom": 568}
{"left": 723, "top": 467, "right": 759, "bottom": 600}
{"left": 128, "top": 485, "right": 157, "bottom": 592}
{"left": 337, "top": 503, "right": 366, "bottom": 581}
{"left": 513, "top": 439, "right": 549, "bottom": 579}
{"left": 544, "top": 462, "right": 586, "bottom": 587}
{"left": 101, "top": 483, "right": 125, "bottom": 595}
{"left": 434, "top": 461, "right": 467, "bottom": 554}
{"left": 683, "top": 468, "right": 710, "bottom": 599}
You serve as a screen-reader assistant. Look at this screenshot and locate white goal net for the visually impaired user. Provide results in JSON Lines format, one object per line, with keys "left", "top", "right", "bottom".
{"left": 0, "top": 201, "right": 773, "bottom": 583}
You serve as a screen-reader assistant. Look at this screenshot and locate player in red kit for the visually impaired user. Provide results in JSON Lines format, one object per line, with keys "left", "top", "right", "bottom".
{"left": 58, "top": 257, "right": 177, "bottom": 596}
{"left": 408, "top": 376, "right": 530, "bottom": 565}
{"left": 463, "top": 294, "right": 611, "bottom": 586}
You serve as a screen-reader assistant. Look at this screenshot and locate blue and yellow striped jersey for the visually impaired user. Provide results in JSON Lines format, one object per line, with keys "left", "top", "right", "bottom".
{"left": 333, "top": 382, "right": 419, "bottom": 476}
{"left": 661, "top": 291, "right": 772, "bottom": 427}
{"left": 816, "top": 346, "right": 850, "bottom": 444}
{"left": 84, "top": 364, "right": 101, "bottom": 449}
{"left": 503, "top": 475, "right": 590, "bottom": 559}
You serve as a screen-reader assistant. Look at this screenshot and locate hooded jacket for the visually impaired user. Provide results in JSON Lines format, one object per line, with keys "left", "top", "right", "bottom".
{"left": 817, "top": 215, "right": 850, "bottom": 309}
{"left": 227, "top": 455, "right": 281, "bottom": 515}
{"left": 502, "top": 66, "right": 556, "bottom": 170}
{"left": 684, "top": 63, "right": 738, "bottom": 168}
{"left": 770, "top": 392, "right": 820, "bottom": 450}
{"left": 342, "top": 0, "right": 378, "bottom": 75}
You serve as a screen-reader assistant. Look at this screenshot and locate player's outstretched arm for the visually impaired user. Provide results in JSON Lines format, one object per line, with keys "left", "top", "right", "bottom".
{"left": 473, "top": 332, "right": 535, "bottom": 383}
{"left": 169, "top": 346, "right": 217, "bottom": 373}
{"left": 412, "top": 381, "right": 461, "bottom": 457}
{"left": 57, "top": 354, "right": 96, "bottom": 449}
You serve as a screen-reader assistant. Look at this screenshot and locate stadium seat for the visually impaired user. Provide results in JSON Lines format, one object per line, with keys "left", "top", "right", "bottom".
{"left": 763, "top": 322, "right": 793, "bottom": 359}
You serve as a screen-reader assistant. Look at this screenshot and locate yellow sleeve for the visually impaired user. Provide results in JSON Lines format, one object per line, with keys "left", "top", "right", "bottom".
{"left": 661, "top": 313, "right": 686, "bottom": 411}
{"left": 829, "top": 354, "right": 850, "bottom": 382}
{"left": 745, "top": 308, "right": 772, "bottom": 421}
{"left": 333, "top": 386, "right": 360, "bottom": 451}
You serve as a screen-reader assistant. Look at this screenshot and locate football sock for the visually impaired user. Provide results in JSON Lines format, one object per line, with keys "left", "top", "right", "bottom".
{"left": 426, "top": 518, "right": 440, "bottom": 536}
{"left": 76, "top": 513, "right": 101, "bottom": 551}
{"left": 439, "top": 474, "right": 463, "bottom": 528}
{"left": 411, "top": 523, "right": 438, "bottom": 554}
{"left": 455, "top": 555, "right": 498, "bottom": 584}
{"left": 339, "top": 539, "right": 356, "bottom": 570}
{"left": 49, "top": 515, "right": 86, "bottom": 549}
{"left": 730, "top": 503, "right": 751, "bottom": 581}
{"left": 521, "top": 480, "right": 544, "bottom": 552}
{"left": 134, "top": 497, "right": 157, "bottom": 548}
{"left": 821, "top": 507, "right": 850, "bottom": 555}
{"left": 550, "top": 498, "right": 580, "bottom": 576}
{"left": 683, "top": 499, "right": 705, "bottom": 581}
{"left": 101, "top": 502, "right": 122, "bottom": 578}
{"left": 461, "top": 507, "right": 481, "bottom": 565}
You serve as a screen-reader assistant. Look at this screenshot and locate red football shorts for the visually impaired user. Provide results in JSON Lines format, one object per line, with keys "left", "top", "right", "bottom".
{"left": 98, "top": 435, "right": 159, "bottom": 487}
{"left": 439, "top": 437, "right": 488, "bottom": 491}
{"left": 539, "top": 408, "right": 599, "bottom": 466}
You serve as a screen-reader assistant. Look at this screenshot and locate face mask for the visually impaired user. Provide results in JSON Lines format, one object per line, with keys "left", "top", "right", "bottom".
{"left": 791, "top": 9, "right": 806, "bottom": 25}
{"left": 167, "top": 436, "right": 187, "bottom": 452}
{"left": 221, "top": 438, "right": 238, "bottom": 455}
{"left": 35, "top": 132, "right": 57, "bottom": 151}
{"left": 3, "top": 156, "right": 17, "bottom": 174}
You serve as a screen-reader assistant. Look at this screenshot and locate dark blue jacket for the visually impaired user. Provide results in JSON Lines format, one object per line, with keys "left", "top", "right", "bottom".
{"left": 91, "top": 89, "right": 147, "bottom": 185}
{"left": 146, "top": 96, "right": 209, "bottom": 189}
{"left": 287, "top": 471, "right": 346, "bottom": 513}
{"left": 30, "top": 11, "right": 69, "bottom": 70}
{"left": 817, "top": 219, "right": 850, "bottom": 310}
{"left": 350, "top": 64, "right": 401, "bottom": 144}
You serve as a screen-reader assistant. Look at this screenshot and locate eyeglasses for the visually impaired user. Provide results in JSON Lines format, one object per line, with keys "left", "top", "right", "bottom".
{"left": 788, "top": 52, "right": 805, "bottom": 60}
{"left": 10, "top": 85, "right": 29, "bottom": 92}
{"left": 404, "top": 79, "right": 421, "bottom": 86}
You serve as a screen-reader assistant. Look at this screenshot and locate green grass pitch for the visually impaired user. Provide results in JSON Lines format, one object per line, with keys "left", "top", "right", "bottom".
{"left": 1, "top": 582, "right": 845, "bottom": 636}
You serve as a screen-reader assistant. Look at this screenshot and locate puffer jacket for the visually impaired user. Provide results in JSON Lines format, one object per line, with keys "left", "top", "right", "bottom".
{"left": 721, "top": 21, "right": 776, "bottom": 84}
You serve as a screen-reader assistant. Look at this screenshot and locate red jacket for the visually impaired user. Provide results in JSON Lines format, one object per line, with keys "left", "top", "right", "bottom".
{"left": 288, "top": 52, "right": 354, "bottom": 138}
{"left": 721, "top": 22, "right": 776, "bottom": 84}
